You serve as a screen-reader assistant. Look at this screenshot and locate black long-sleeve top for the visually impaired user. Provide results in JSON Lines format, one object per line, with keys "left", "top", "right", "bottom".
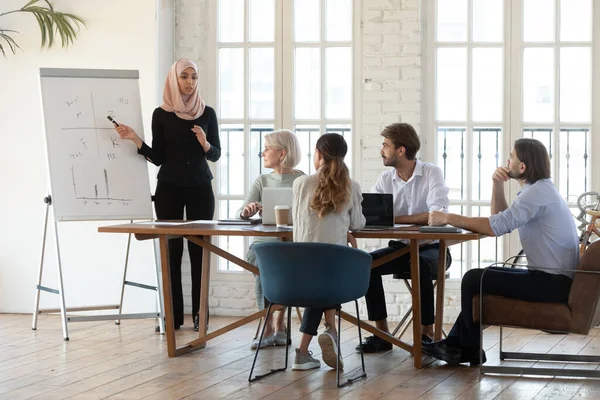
{"left": 138, "top": 106, "right": 221, "bottom": 186}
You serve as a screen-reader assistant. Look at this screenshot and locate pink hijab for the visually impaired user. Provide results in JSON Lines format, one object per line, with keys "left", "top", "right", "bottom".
{"left": 160, "top": 59, "right": 206, "bottom": 120}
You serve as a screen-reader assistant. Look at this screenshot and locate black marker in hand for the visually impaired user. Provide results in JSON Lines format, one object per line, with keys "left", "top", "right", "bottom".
{"left": 107, "top": 116, "right": 119, "bottom": 127}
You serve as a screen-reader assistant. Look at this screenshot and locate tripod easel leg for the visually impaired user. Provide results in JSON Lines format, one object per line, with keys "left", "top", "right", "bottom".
{"left": 32, "top": 197, "right": 51, "bottom": 331}
{"left": 53, "top": 220, "right": 69, "bottom": 341}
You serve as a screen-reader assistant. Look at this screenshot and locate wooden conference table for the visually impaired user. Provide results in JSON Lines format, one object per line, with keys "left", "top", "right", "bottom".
{"left": 98, "top": 221, "right": 480, "bottom": 368}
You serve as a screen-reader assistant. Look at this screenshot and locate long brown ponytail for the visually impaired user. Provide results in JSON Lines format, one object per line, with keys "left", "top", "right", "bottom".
{"left": 310, "top": 133, "right": 351, "bottom": 218}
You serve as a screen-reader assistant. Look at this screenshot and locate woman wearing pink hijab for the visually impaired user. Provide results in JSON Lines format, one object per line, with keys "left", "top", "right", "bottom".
{"left": 115, "top": 59, "right": 220, "bottom": 331}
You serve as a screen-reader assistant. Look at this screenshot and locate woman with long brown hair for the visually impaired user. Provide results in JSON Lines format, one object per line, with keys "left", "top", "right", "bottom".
{"left": 291, "top": 133, "right": 366, "bottom": 370}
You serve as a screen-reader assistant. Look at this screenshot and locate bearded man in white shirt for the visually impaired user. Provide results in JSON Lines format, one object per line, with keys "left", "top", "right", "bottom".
{"left": 357, "top": 122, "right": 451, "bottom": 353}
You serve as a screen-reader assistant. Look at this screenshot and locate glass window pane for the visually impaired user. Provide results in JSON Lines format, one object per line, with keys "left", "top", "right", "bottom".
{"left": 219, "top": 124, "right": 245, "bottom": 195}
{"left": 560, "top": 0, "right": 591, "bottom": 41}
{"left": 437, "top": 127, "right": 466, "bottom": 200}
{"left": 294, "top": 125, "right": 320, "bottom": 175}
{"left": 294, "top": 0, "right": 320, "bottom": 42}
{"left": 249, "top": 125, "right": 274, "bottom": 182}
{"left": 472, "top": 0, "right": 503, "bottom": 42}
{"left": 472, "top": 48, "right": 503, "bottom": 121}
{"left": 523, "top": 48, "right": 554, "bottom": 123}
{"left": 437, "top": 0, "right": 467, "bottom": 42}
{"left": 218, "top": 200, "right": 245, "bottom": 271}
{"left": 523, "top": 0, "right": 555, "bottom": 42}
{"left": 219, "top": 48, "right": 244, "bottom": 119}
{"left": 326, "top": 0, "right": 351, "bottom": 41}
{"left": 436, "top": 48, "right": 467, "bottom": 121}
{"left": 472, "top": 206, "right": 502, "bottom": 269}
{"left": 560, "top": 47, "right": 590, "bottom": 123}
{"left": 294, "top": 48, "right": 321, "bottom": 120}
{"left": 219, "top": 0, "right": 244, "bottom": 42}
{"left": 473, "top": 128, "right": 502, "bottom": 201}
{"left": 559, "top": 129, "right": 589, "bottom": 200}
{"left": 250, "top": 48, "right": 275, "bottom": 119}
{"left": 250, "top": 0, "right": 274, "bottom": 42}
{"left": 325, "top": 47, "right": 351, "bottom": 119}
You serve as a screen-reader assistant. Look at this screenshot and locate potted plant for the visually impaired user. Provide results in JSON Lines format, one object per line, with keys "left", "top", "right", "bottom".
{"left": 0, "top": 0, "right": 85, "bottom": 57}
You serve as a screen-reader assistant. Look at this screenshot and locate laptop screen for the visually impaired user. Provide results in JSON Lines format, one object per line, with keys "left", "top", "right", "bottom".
{"left": 361, "top": 193, "right": 394, "bottom": 227}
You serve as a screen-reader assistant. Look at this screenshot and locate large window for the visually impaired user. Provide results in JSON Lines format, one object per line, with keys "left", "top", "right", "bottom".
{"left": 426, "top": 0, "right": 599, "bottom": 278}
{"left": 215, "top": 0, "right": 354, "bottom": 271}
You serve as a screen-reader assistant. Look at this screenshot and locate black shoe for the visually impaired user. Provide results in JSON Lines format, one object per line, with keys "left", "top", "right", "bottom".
{"left": 355, "top": 335, "right": 393, "bottom": 353}
{"left": 194, "top": 315, "right": 199, "bottom": 332}
{"left": 421, "top": 334, "right": 433, "bottom": 344}
{"left": 422, "top": 339, "right": 462, "bottom": 365}
{"left": 461, "top": 348, "right": 487, "bottom": 366}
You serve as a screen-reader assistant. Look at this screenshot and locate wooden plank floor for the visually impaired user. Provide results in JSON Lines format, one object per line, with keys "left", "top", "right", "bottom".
{"left": 0, "top": 313, "right": 599, "bottom": 399}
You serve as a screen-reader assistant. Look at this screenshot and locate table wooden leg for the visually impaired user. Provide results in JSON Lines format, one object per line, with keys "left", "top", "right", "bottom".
{"left": 410, "top": 239, "right": 422, "bottom": 368}
{"left": 159, "top": 236, "right": 177, "bottom": 357}
{"left": 197, "top": 235, "right": 211, "bottom": 348}
{"left": 435, "top": 240, "right": 447, "bottom": 341}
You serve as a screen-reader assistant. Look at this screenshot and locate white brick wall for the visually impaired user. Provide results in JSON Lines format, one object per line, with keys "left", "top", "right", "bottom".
{"left": 173, "top": 0, "right": 462, "bottom": 323}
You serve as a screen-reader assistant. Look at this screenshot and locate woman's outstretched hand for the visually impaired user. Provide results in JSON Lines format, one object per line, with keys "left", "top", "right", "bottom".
{"left": 115, "top": 123, "right": 143, "bottom": 148}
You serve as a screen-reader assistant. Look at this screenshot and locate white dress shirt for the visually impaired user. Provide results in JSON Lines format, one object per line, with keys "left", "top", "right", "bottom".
{"left": 371, "top": 160, "right": 449, "bottom": 217}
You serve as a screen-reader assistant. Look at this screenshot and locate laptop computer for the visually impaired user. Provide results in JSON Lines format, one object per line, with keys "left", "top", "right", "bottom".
{"left": 361, "top": 193, "right": 394, "bottom": 230}
{"left": 262, "top": 187, "right": 294, "bottom": 225}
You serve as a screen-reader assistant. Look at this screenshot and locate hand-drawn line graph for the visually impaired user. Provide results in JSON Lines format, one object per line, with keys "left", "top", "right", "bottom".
{"left": 71, "top": 165, "right": 131, "bottom": 201}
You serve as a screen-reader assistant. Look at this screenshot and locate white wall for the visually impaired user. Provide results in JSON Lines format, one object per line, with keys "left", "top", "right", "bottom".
{"left": 0, "top": 0, "right": 159, "bottom": 313}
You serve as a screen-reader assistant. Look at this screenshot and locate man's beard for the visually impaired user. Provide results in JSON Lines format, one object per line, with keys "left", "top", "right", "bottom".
{"left": 382, "top": 155, "right": 397, "bottom": 167}
{"left": 508, "top": 170, "right": 524, "bottom": 180}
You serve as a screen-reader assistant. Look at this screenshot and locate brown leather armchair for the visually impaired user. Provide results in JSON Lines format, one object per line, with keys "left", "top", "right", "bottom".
{"left": 474, "top": 241, "right": 600, "bottom": 378}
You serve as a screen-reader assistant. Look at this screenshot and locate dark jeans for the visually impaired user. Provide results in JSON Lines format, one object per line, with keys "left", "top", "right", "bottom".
{"left": 365, "top": 241, "right": 451, "bottom": 325}
{"left": 447, "top": 267, "right": 573, "bottom": 350}
{"left": 154, "top": 180, "right": 215, "bottom": 327}
{"left": 300, "top": 305, "right": 340, "bottom": 336}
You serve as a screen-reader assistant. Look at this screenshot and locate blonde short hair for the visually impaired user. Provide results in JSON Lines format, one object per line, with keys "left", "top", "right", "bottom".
{"left": 264, "top": 129, "right": 302, "bottom": 168}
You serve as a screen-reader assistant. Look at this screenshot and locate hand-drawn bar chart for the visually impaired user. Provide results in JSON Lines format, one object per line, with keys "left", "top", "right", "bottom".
{"left": 40, "top": 68, "right": 152, "bottom": 221}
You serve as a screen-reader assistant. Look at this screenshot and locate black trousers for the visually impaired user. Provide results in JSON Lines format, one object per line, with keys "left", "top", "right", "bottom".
{"left": 154, "top": 179, "right": 215, "bottom": 327}
{"left": 447, "top": 267, "right": 573, "bottom": 350}
{"left": 300, "top": 305, "right": 340, "bottom": 336}
{"left": 365, "top": 241, "right": 451, "bottom": 325}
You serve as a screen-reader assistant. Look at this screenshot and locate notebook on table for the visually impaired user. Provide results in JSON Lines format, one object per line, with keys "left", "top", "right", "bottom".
{"left": 419, "top": 225, "right": 462, "bottom": 233}
{"left": 217, "top": 218, "right": 262, "bottom": 225}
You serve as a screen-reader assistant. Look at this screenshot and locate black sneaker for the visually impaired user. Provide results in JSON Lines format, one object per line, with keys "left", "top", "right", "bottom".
{"left": 355, "top": 335, "right": 393, "bottom": 353}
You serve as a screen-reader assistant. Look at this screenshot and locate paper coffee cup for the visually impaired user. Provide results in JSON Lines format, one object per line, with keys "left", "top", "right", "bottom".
{"left": 274, "top": 205, "right": 290, "bottom": 227}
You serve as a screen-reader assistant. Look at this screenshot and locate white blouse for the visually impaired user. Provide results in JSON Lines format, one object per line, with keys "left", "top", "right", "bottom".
{"left": 292, "top": 174, "right": 366, "bottom": 246}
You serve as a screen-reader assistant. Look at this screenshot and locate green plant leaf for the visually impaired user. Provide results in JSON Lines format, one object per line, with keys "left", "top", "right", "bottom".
{"left": 0, "top": 32, "right": 22, "bottom": 55}
{"left": 0, "top": 0, "right": 85, "bottom": 57}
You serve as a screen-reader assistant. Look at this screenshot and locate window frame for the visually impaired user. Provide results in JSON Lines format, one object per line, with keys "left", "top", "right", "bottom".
{"left": 206, "top": 0, "right": 361, "bottom": 281}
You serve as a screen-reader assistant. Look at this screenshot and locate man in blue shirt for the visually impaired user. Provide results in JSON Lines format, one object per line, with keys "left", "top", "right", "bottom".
{"left": 424, "top": 138, "right": 579, "bottom": 366}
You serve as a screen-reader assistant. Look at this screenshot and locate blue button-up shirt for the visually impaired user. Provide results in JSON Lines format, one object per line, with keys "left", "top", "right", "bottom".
{"left": 489, "top": 179, "right": 579, "bottom": 278}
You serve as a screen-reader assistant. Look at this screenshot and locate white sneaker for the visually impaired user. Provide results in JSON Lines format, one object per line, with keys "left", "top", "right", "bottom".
{"left": 273, "top": 330, "right": 290, "bottom": 346}
{"left": 250, "top": 334, "right": 275, "bottom": 350}
{"left": 318, "top": 323, "right": 343, "bottom": 369}
{"left": 292, "top": 349, "right": 321, "bottom": 370}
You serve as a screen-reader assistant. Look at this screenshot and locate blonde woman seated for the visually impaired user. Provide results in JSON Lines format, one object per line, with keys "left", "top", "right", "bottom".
{"left": 237, "top": 129, "right": 304, "bottom": 349}
{"left": 291, "top": 133, "right": 366, "bottom": 370}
